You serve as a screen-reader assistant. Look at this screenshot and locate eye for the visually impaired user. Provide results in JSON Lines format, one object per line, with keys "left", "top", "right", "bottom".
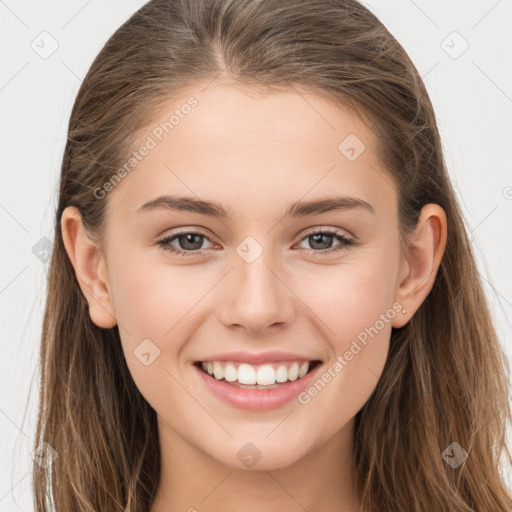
{"left": 156, "top": 227, "right": 356, "bottom": 257}
{"left": 295, "top": 228, "right": 356, "bottom": 255}
{"left": 156, "top": 230, "right": 215, "bottom": 257}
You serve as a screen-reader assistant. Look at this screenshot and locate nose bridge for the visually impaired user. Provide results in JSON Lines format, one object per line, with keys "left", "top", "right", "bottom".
{"left": 219, "top": 239, "right": 296, "bottom": 333}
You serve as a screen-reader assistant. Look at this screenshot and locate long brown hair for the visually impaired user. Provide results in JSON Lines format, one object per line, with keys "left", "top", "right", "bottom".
{"left": 33, "top": 0, "right": 512, "bottom": 510}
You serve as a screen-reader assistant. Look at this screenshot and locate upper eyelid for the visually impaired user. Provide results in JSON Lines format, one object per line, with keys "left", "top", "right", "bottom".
{"left": 300, "top": 226, "right": 353, "bottom": 239}
{"left": 159, "top": 228, "right": 215, "bottom": 243}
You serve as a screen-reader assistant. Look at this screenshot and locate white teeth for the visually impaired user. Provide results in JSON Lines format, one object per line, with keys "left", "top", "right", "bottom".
{"left": 256, "top": 364, "right": 275, "bottom": 385}
{"left": 201, "top": 360, "right": 312, "bottom": 385}
{"left": 224, "top": 364, "right": 238, "bottom": 382}
{"left": 213, "top": 361, "right": 224, "bottom": 380}
{"left": 298, "top": 361, "right": 309, "bottom": 378}
{"left": 275, "top": 364, "right": 288, "bottom": 383}
{"left": 288, "top": 362, "right": 299, "bottom": 381}
{"left": 238, "top": 363, "right": 256, "bottom": 384}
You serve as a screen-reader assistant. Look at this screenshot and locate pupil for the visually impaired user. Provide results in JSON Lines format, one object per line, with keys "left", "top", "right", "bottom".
{"left": 180, "top": 234, "right": 203, "bottom": 250}
{"left": 311, "top": 233, "right": 333, "bottom": 250}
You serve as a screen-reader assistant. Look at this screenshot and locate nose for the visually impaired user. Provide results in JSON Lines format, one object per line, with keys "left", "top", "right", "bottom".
{"left": 218, "top": 250, "right": 297, "bottom": 335}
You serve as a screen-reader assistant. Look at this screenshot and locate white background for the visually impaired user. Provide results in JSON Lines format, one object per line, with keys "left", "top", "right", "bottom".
{"left": 0, "top": 0, "right": 511, "bottom": 509}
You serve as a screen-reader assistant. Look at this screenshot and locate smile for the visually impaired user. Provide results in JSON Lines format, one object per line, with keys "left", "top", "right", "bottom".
{"left": 193, "top": 359, "right": 323, "bottom": 410}
{"left": 197, "top": 360, "right": 320, "bottom": 387}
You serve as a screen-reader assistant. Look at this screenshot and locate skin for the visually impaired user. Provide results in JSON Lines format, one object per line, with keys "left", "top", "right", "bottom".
{"left": 61, "top": 79, "right": 447, "bottom": 511}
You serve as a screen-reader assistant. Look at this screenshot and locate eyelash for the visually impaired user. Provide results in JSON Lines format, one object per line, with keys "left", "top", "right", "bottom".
{"left": 156, "top": 228, "right": 356, "bottom": 257}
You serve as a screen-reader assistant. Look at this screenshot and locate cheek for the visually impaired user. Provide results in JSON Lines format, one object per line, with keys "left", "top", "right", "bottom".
{"left": 301, "top": 249, "right": 399, "bottom": 342}
{"left": 108, "top": 247, "right": 199, "bottom": 336}
{"left": 107, "top": 254, "right": 192, "bottom": 410}
{"left": 110, "top": 267, "right": 170, "bottom": 339}
{"left": 109, "top": 239, "right": 399, "bottom": 409}
{"left": 108, "top": 251, "right": 217, "bottom": 370}
{"left": 294, "top": 248, "right": 399, "bottom": 407}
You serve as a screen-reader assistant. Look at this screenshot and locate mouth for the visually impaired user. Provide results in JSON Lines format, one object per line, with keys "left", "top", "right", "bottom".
{"left": 193, "top": 359, "right": 323, "bottom": 390}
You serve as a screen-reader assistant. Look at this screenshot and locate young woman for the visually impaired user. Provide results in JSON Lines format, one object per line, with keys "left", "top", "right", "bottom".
{"left": 34, "top": 0, "right": 512, "bottom": 510}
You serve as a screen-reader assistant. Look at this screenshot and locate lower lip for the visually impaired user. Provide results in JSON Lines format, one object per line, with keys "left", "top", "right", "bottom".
{"left": 193, "top": 362, "right": 322, "bottom": 410}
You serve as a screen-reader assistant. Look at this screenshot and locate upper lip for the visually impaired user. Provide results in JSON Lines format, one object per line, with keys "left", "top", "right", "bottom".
{"left": 195, "top": 351, "right": 321, "bottom": 365}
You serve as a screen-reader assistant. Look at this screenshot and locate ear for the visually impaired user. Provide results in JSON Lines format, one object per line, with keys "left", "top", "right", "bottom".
{"left": 392, "top": 203, "right": 447, "bottom": 328}
{"left": 60, "top": 206, "right": 117, "bottom": 328}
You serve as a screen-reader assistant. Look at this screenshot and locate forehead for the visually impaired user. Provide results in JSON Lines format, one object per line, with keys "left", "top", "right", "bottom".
{"left": 106, "top": 80, "right": 397, "bottom": 224}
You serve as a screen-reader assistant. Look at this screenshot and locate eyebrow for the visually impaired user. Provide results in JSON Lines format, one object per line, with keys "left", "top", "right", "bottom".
{"left": 136, "top": 194, "right": 376, "bottom": 218}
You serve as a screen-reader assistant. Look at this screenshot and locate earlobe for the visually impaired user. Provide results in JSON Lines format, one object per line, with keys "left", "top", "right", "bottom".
{"left": 392, "top": 204, "right": 447, "bottom": 328}
{"left": 60, "top": 206, "right": 117, "bottom": 329}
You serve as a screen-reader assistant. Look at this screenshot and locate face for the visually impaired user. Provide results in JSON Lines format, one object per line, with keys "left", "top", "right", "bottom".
{"left": 92, "top": 80, "right": 408, "bottom": 470}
